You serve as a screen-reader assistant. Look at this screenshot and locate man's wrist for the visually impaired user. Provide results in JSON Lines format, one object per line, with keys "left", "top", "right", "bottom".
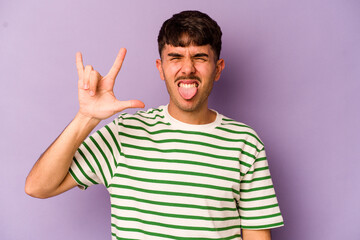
{"left": 75, "top": 111, "right": 102, "bottom": 126}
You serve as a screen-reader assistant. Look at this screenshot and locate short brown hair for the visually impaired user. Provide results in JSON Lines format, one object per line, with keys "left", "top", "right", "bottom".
{"left": 157, "top": 10, "right": 222, "bottom": 60}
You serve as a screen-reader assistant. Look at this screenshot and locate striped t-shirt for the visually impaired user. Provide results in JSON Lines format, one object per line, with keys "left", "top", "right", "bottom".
{"left": 70, "top": 105, "right": 284, "bottom": 239}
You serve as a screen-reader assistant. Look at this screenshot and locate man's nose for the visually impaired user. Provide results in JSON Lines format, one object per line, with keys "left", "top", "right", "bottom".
{"left": 181, "top": 58, "right": 196, "bottom": 75}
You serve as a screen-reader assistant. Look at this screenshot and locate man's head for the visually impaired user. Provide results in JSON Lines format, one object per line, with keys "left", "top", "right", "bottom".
{"left": 156, "top": 10, "right": 225, "bottom": 119}
{"left": 157, "top": 10, "right": 222, "bottom": 60}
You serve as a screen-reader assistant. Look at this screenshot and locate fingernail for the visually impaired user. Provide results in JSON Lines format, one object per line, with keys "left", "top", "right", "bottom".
{"left": 89, "top": 91, "right": 94, "bottom": 96}
{"left": 84, "top": 84, "right": 89, "bottom": 89}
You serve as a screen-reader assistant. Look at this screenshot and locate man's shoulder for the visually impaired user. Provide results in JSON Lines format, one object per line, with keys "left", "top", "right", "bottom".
{"left": 218, "top": 114, "right": 255, "bottom": 132}
{"left": 217, "top": 114, "right": 264, "bottom": 146}
{"left": 115, "top": 106, "right": 168, "bottom": 125}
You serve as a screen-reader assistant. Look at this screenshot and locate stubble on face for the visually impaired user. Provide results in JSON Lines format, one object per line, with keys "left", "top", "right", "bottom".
{"left": 157, "top": 43, "right": 224, "bottom": 123}
{"left": 162, "top": 70, "right": 215, "bottom": 113}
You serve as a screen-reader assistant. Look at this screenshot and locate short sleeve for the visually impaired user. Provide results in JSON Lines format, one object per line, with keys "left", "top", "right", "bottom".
{"left": 69, "top": 118, "right": 122, "bottom": 190}
{"left": 238, "top": 148, "right": 284, "bottom": 229}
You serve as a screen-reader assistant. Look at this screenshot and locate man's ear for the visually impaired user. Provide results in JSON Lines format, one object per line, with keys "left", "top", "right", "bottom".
{"left": 156, "top": 59, "right": 165, "bottom": 80}
{"left": 214, "top": 58, "right": 225, "bottom": 82}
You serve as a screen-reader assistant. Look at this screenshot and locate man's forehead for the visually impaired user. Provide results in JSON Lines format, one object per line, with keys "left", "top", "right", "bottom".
{"left": 162, "top": 44, "right": 213, "bottom": 55}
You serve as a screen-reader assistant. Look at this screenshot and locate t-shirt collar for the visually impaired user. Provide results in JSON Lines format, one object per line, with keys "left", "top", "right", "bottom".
{"left": 161, "top": 104, "right": 222, "bottom": 131}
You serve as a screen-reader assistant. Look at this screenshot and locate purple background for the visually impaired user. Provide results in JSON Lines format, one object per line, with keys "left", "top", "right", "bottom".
{"left": 1, "top": 0, "right": 359, "bottom": 239}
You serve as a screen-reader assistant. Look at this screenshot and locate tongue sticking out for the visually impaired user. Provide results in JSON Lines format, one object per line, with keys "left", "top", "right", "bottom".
{"left": 178, "top": 84, "right": 198, "bottom": 100}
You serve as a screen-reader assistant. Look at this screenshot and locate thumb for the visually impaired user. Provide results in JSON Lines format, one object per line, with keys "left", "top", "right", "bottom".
{"left": 113, "top": 99, "right": 145, "bottom": 113}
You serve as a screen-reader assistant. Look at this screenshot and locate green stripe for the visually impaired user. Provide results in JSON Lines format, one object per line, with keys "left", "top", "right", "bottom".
{"left": 215, "top": 126, "right": 263, "bottom": 145}
{"left": 121, "top": 108, "right": 163, "bottom": 118}
{"left": 256, "top": 156, "right": 267, "bottom": 162}
{"left": 98, "top": 129, "right": 117, "bottom": 167}
{"left": 239, "top": 203, "right": 279, "bottom": 211}
{"left": 222, "top": 118, "right": 236, "bottom": 122}
{"left": 240, "top": 212, "right": 282, "bottom": 220}
{"left": 97, "top": 130, "right": 115, "bottom": 162}
{"left": 221, "top": 119, "right": 253, "bottom": 129}
{"left": 247, "top": 166, "right": 269, "bottom": 175}
{"left": 69, "top": 168, "right": 89, "bottom": 188}
{"left": 110, "top": 193, "right": 237, "bottom": 211}
{"left": 144, "top": 108, "right": 163, "bottom": 114}
{"left": 72, "top": 157, "right": 98, "bottom": 185}
{"left": 83, "top": 141, "right": 108, "bottom": 187}
{"left": 90, "top": 135, "right": 113, "bottom": 178}
{"left": 241, "top": 221, "right": 284, "bottom": 229}
{"left": 111, "top": 234, "right": 138, "bottom": 240}
{"left": 77, "top": 148, "right": 96, "bottom": 173}
{"left": 118, "top": 123, "right": 263, "bottom": 151}
{"left": 134, "top": 112, "right": 165, "bottom": 120}
{"left": 240, "top": 185, "right": 274, "bottom": 193}
{"left": 111, "top": 214, "right": 240, "bottom": 231}
{"left": 121, "top": 143, "right": 250, "bottom": 163}
{"left": 116, "top": 162, "right": 239, "bottom": 183}
{"left": 113, "top": 172, "right": 236, "bottom": 193}
{"left": 240, "top": 194, "right": 277, "bottom": 202}
{"left": 109, "top": 184, "right": 234, "bottom": 202}
{"left": 111, "top": 225, "right": 241, "bottom": 240}
{"left": 255, "top": 167, "right": 269, "bottom": 172}
{"left": 241, "top": 176, "right": 271, "bottom": 184}
{"left": 123, "top": 153, "right": 239, "bottom": 172}
{"left": 119, "top": 131, "right": 260, "bottom": 156}
{"left": 240, "top": 160, "right": 252, "bottom": 168}
{"left": 111, "top": 205, "right": 240, "bottom": 221}
{"left": 105, "top": 124, "right": 122, "bottom": 164}
{"left": 121, "top": 116, "right": 170, "bottom": 127}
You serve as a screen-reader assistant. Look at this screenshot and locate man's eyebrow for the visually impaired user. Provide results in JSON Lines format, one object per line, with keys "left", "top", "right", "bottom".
{"left": 193, "top": 53, "right": 209, "bottom": 58}
{"left": 166, "top": 52, "right": 209, "bottom": 58}
{"left": 167, "top": 53, "right": 183, "bottom": 57}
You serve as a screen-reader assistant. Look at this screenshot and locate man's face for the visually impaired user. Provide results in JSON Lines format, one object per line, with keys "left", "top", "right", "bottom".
{"left": 156, "top": 44, "right": 225, "bottom": 114}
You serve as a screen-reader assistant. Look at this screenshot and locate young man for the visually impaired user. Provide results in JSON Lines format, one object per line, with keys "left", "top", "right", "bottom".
{"left": 26, "top": 10, "right": 283, "bottom": 240}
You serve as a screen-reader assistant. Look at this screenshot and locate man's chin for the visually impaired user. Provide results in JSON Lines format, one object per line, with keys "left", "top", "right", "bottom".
{"left": 172, "top": 98, "right": 202, "bottom": 113}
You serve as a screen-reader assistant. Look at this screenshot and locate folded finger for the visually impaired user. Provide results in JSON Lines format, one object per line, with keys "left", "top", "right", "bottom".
{"left": 89, "top": 70, "right": 101, "bottom": 96}
{"left": 84, "top": 65, "right": 93, "bottom": 90}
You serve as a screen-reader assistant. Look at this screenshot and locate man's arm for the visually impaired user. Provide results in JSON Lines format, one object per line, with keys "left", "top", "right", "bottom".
{"left": 25, "top": 49, "right": 144, "bottom": 198}
{"left": 242, "top": 229, "right": 271, "bottom": 240}
{"left": 25, "top": 113, "right": 100, "bottom": 198}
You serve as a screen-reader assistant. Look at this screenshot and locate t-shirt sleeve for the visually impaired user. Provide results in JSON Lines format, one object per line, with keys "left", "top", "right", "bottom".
{"left": 69, "top": 118, "right": 122, "bottom": 190}
{"left": 238, "top": 148, "right": 284, "bottom": 229}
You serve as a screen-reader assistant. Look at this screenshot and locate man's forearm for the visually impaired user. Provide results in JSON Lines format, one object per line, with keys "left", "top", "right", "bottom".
{"left": 25, "top": 112, "right": 100, "bottom": 198}
{"left": 242, "top": 229, "right": 271, "bottom": 240}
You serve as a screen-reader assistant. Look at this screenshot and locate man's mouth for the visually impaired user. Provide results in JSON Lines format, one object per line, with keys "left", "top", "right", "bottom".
{"left": 177, "top": 80, "right": 199, "bottom": 100}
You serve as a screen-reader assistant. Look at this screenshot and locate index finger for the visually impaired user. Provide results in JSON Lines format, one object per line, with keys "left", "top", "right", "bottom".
{"left": 107, "top": 48, "right": 127, "bottom": 79}
{"left": 76, "top": 52, "right": 84, "bottom": 79}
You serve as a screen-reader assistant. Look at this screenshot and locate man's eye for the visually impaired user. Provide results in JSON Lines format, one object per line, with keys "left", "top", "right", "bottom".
{"left": 195, "top": 57, "right": 206, "bottom": 62}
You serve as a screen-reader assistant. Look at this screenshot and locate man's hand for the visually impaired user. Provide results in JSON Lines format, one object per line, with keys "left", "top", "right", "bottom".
{"left": 76, "top": 48, "right": 144, "bottom": 120}
{"left": 25, "top": 49, "right": 145, "bottom": 199}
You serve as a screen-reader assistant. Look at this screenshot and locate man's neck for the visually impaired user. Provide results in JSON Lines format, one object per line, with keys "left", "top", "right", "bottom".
{"left": 167, "top": 102, "right": 217, "bottom": 125}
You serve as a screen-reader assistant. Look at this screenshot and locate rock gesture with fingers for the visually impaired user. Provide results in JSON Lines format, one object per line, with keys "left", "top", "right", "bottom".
{"left": 76, "top": 48, "right": 145, "bottom": 120}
